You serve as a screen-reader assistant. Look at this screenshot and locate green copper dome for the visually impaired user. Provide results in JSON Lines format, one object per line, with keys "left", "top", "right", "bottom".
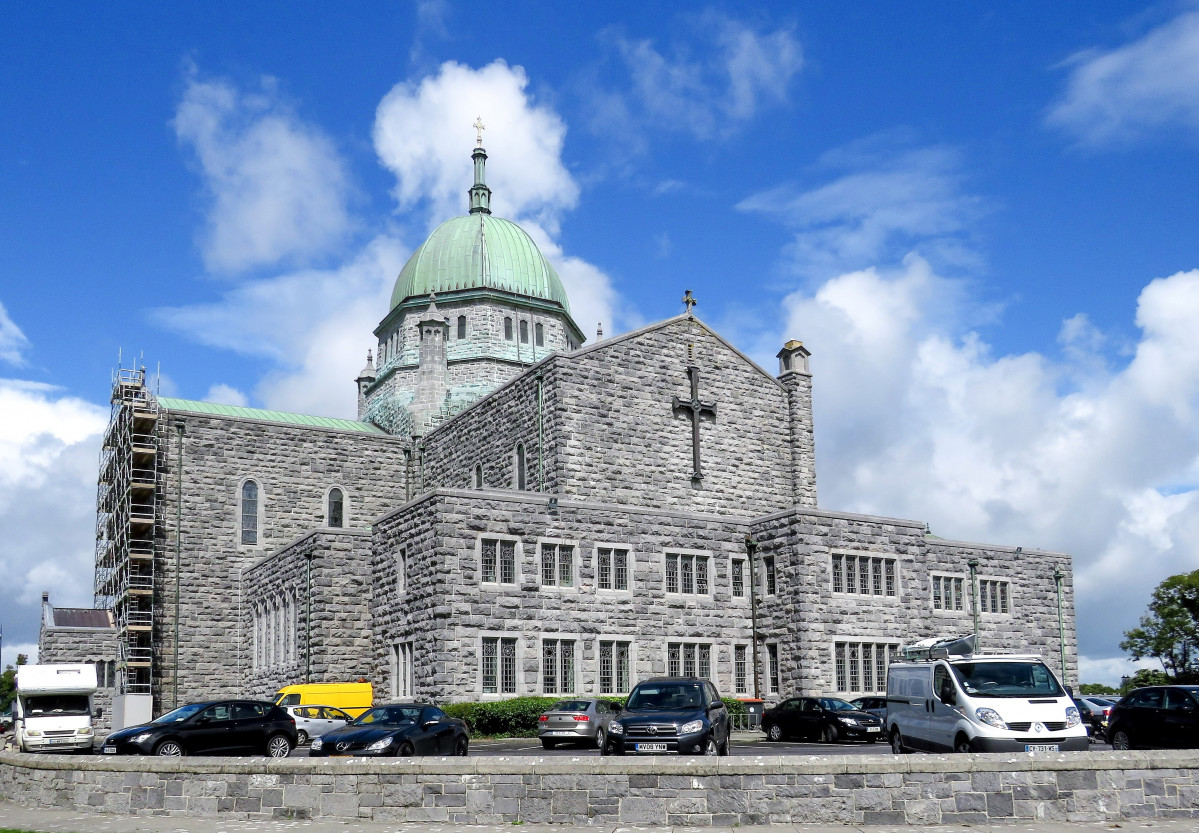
{"left": 390, "top": 213, "right": 570, "bottom": 312}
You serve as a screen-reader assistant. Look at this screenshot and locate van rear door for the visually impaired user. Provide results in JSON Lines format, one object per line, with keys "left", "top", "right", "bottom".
{"left": 887, "top": 665, "right": 931, "bottom": 751}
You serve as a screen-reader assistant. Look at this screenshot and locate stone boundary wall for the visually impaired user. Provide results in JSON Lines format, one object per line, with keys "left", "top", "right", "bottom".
{"left": 3, "top": 751, "right": 1198, "bottom": 826}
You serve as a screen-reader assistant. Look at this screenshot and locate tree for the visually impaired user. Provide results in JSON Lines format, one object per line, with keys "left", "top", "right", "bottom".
{"left": 1079, "top": 683, "right": 1118, "bottom": 695}
{"left": 1121, "top": 668, "right": 1171, "bottom": 694}
{"left": 0, "top": 653, "right": 29, "bottom": 712}
{"left": 1120, "top": 570, "right": 1199, "bottom": 682}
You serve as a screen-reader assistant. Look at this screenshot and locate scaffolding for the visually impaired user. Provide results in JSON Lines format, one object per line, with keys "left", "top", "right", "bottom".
{"left": 94, "top": 367, "right": 161, "bottom": 697}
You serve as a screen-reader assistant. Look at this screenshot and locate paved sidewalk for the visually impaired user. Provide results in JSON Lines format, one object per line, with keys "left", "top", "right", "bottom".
{"left": 2, "top": 802, "right": 1197, "bottom": 833}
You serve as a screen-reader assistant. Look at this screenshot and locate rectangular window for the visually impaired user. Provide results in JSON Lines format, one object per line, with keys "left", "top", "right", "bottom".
{"left": 482, "top": 538, "right": 517, "bottom": 585}
{"left": 597, "top": 547, "right": 629, "bottom": 591}
{"left": 457, "top": 315, "right": 467, "bottom": 340}
{"left": 734, "top": 645, "right": 748, "bottom": 694}
{"left": 392, "top": 641, "right": 414, "bottom": 698}
{"left": 599, "top": 640, "right": 631, "bottom": 694}
{"left": 520, "top": 319, "right": 529, "bottom": 343}
{"left": 732, "top": 559, "right": 745, "bottom": 598}
{"left": 978, "top": 579, "right": 1011, "bottom": 614}
{"left": 665, "top": 552, "right": 709, "bottom": 596}
{"left": 933, "top": 574, "right": 971, "bottom": 611}
{"left": 667, "top": 641, "right": 713, "bottom": 678}
{"left": 767, "top": 644, "right": 780, "bottom": 694}
{"left": 539, "top": 543, "right": 574, "bottom": 587}
{"left": 504, "top": 317, "right": 513, "bottom": 340}
{"left": 683, "top": 643, "right": 696, "bottom": 677}
{"left": 668, "top": 642, "right": 681, "bottom": 677}
{"left": 698, "top": 644, "right": 711, "bottom": 680}
{"left": 542, "top": 641, "right": 558, "bottom": 694}
{"left": 482, "top": 636, "right": 518, "bottom": 694}
{"left": 831, "top": 554, "right": 899, "bottom": 597}
{"left": 535, "top": 322, "right": 544, "bottom": 346}
{"left": 833, "top": 641, "right": 899, "bottom": 694}
{"left": 396, "top": 549, "right": 407, "bottom": 594}
{"left": 764, "top": 556, "right": 777, "bottom": 595}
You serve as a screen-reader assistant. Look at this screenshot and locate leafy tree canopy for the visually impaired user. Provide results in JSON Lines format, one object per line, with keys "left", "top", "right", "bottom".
{"left": 1120, "top": 569, "right": 1199, "bottom": 683}
{"left": 1079, "top": 683, "right": 1118, "bottom": 695}
{"left": 0, "top": 653, "right": 29, "bottom": 712}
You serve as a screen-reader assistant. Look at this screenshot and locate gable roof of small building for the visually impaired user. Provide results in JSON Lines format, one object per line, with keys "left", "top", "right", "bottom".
{"left": 157, "top": 398, "right": 388, "bottom": 435}
{"left": 46, "top": 607, "right": 115, "bottom": 629}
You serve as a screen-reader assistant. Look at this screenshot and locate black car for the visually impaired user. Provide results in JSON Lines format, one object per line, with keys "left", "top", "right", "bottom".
{"left": 308, "top": 703, "right": 469, "bottom": 757}
{"left": 101, "top": 700, "right": 296, "bottom": 757}
{"left": 604, "top": 677, "right": 730, "bottom": 756}
{"left": 849, "top": 696, "right": 887, "bottom": 721}
{"left": 762, "top": 696, "right": 883, "bottom": 743}
{"left": 1107, "top": 685, "right": 1199, "bottom": 749}
{"left": 1073, "top": 696, "right": 1115, "bottom": 739}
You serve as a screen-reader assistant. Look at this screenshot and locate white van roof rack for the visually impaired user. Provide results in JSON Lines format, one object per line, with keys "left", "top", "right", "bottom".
{"left": 897, "top": 634, "right": 976, "bottom": 662}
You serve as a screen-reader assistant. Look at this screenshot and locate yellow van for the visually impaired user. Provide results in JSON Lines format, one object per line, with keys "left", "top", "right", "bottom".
{"left": 274, "top": 683, "right": 373, "bottom": 717}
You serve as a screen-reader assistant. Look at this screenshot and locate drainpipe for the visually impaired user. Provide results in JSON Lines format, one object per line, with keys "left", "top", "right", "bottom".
{"left": 537, "top": 375, "right": 545, "bottom": 493}
{"left": 1053, "top": 565, "right": 1066, "bottom": 686}
{"left": 174, "top": 422, "right": 184, "bottom": 709}
{"left": 968, "top": 559, "right": 980, "bottom": 652}
{"left": 305, "top": 553, "right": 313, "bottom": 683}
{"left": 746, "top": 536, "right": 762, "bottom": 700}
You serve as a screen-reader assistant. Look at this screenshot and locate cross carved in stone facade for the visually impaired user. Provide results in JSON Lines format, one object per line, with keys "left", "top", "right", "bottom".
{"left": 672, "top": 365, "right": 717, "bottom": 483}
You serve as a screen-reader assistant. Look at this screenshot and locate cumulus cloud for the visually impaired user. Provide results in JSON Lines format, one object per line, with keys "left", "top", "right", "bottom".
{"left": 0, "top": 299, "right": 30, "bottom": 366}
{"left": 591, "top": 12, "right": 802, "bottom": 144}
{"left": 174, "top": 65, "right": 355, "bottom": 273}
{"left": 772, "top": 262, "right": 1199, "bottom": 683}
{"left": 738, "top": 136, "right": 985, "bottom": 281}
{"left": 203, "top": 383, "right": 249, "bottom": 407}
{"left": 1048, "top": 10, "right": 1199, "bottom": 144}
{"left": 0, "top": 380, "right": 107, "bottom": 654}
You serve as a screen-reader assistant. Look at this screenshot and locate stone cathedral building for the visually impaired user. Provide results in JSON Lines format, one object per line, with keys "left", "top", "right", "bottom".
{"left": 42, "top": 140, "right": 1077, "bottom": 725}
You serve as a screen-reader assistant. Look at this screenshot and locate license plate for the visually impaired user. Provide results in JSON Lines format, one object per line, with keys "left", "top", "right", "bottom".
{"left": 47, "top": 737, "right": 75, "bottom": 744}
{"left": 635, "top": 742, "right": 668, "bottom": 752}
{"left": 1025, "top": 744, "right": 1059, "bottom": 752}
{"left": 866, "top": 726, "right": 881, "bottom": 732}
{"left": 102, "top": 747, "right": 117, "bottom": 754}
{"left": 551, "top": 731, "right": 576, "bottom": 736}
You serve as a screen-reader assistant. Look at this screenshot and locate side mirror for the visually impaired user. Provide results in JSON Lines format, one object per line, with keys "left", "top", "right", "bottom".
{"left": 93, "top": 708, "right": 103, "bottom": 719}
{"left": 613, "top": 704, "right": 622, "bottom": 713}
{"left": 1065, "top": 685, "right": 1074, "bottom": 697}
{"left": 940, "top": 688, "right": 956, "bottom": 707}
{"left": 423, "top": 720, "right": 439, "bottom": 728}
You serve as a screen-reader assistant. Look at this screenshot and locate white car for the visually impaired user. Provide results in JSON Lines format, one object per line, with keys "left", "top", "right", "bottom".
{"left": 284, "top": 704, "right": 353, "bottom": 745}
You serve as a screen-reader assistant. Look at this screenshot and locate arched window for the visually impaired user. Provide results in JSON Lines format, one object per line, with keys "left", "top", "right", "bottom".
{"left": 240, "top": 480, "right": 259, "bottom": 545}
{"left": 535, "top": 323, "right": 544, "bottom": 346}
{"left": 474, "top": 463, "right": 483, "bottom": 489}
{"left": 515, "top": 443, "right": 527, "bottom": 491}
{"left": 504, "top": 317, "right": 513, "bottom": 340}
{"left": 328, "top": 488, "right": 344, "bottom": 528}
{"left": 520, "top": 319, "right": 529, "bottom": 343}
{"left": 457, "top": 315, "right": 467, "bottom": 340}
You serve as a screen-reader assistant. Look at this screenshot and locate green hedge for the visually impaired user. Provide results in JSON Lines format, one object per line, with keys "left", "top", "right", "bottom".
{"left": 443, "top": 695, "right": 750, "bottom": 738}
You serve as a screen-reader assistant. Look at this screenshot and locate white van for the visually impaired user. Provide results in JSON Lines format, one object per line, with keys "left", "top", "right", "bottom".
{"left": 886, "top": 638, "right": 1088, "bottom": 754}
{"left": 14, "top": 663, "right": 99, "bottom": 754}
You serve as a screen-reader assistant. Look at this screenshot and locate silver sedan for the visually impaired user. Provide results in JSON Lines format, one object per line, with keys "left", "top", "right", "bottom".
{"left": 284, "top": 705, "right": 353, "bottom": 746}
{"left": 538, "top": 699, "right": 623, "bottom": 750}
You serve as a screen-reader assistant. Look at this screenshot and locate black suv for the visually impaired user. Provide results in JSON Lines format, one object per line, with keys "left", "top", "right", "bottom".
{"left": 604, "top": 677, "right": 730, "bottom": 755}
{"left": 101, "top": 700, "right": 297, "bottom": 757}
{"left": 1107, "top": 685, "right": 1199, "bottom": 749}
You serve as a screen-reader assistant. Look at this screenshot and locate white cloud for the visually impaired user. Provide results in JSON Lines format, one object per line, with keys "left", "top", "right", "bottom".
{"left": 1048, "top": 10, "right": 1199, "bottom": 144}
{"left": 1078, "top": 654, "right": 1160, "bottom": 688}
{"left": 595, "top": 13, "right": 803, "bottom": 143}
{"left": 772, "top": 262, "right": 1199, "bottom": 666}
{"left": 174, "top": 65, "right": 355, "bottom": 273}
{"left": 0, "top": 299, "right": 30, "bottom": 366}
{"left": 738, "top": 137, "right": 984, "bottom": 281}
{"left": 2, "top": 643, "right": 39, "bottom": 670}
{"left": 0, "top": 380, "right": 107, "bottom": 654}
{"left": 203, "top": 383, "right": 248, "bottom": 407}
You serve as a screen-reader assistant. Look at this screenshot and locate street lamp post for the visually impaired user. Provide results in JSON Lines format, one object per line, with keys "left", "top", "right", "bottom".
{"left": 1053, "top": 565, "right": 1066, "bottom": 687}
{"left": 967, "top": 558, "right": 980, "bottom": 651}
{"left": 746, "top": 536, "right": 762, "bottom": 700}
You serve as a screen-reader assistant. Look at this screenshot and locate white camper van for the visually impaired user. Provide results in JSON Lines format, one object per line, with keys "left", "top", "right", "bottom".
{"left": 14, "top": 663, "right": 99, "bottom": 753}
{"left": 886, "top": 636, "right": 1088, "bottom": 754}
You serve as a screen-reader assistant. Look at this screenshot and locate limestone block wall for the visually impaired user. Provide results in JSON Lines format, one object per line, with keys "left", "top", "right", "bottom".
{"left": 151, "top": 413, "right": 408, "bottom": 712}
{"left": 36, "top": 628, "right": 118, "bottom": 732}
{"left": 778, "top": 369, "right": 817, "bottom": 508}
{"left": 750, "top": 507, "right": 1076, "bottom": 699}
{"left": 371, "top": 489, "right": 756, "bottom": 702}
{"left": 241, "top": 529, "right": 376, "bottom": 700}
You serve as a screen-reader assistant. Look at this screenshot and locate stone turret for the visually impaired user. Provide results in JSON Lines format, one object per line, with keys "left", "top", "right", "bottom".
{"left": 355, "top": 351, "right": 376, "bottom": 420}
{"left": 409, "top": 295, "right": 451, "bottom": 434}
{"left": 777, "top": 339, "right": 816, "bottom": 507}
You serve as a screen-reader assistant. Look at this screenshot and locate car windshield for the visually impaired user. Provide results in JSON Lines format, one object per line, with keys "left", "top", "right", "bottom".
{"left": 353, "top": 706, "right": 422, "bottom": 725}
{"left": 550, "top": 700, "right": 592, "bottom": 712}
{"left": 22, "top": 694, "right": 90, "bottom": 716}
{"left": 950, "top": 661, "right": 1064, "bottom": 698}
{"left": 626, "top": 682, "right": 704, "bottom": 710}
{"left": 152, "top": 703, "right": 207, "bottom": 724}
{"left": 819, "top": 698, "right": 858, "bottom": 711}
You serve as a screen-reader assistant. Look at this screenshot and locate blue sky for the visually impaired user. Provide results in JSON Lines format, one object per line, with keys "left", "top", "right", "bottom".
{"left": 3, "top": 2, "right": 1199, "bottom": 685}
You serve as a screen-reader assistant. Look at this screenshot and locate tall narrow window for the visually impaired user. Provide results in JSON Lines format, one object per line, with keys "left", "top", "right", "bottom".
{"left": 240, "top": 480, "right": 259, "bottom": 544}
{"left": 515, "top": 444, "right": 527, "bottom": 490}
{"left": 535, "top": 323, "right": 544, "bottom": 346}
{"left": 481, "top": 538, "right": 517, "bottom": 585}
{"left": 764, "top": 556, "right": 777, "bottom": 595}
{"left": 396, "top": 549, "right": 407, "bottom": 594}
{"left": 540, "top": 543, "right": 574, "bottom": 587}
{"left": 734, "top": 645, "right": 748, "bottom": 694}
{"left": 504, "top": 317, "right": 513, "bottom": 340}
{"left": 597, "top": 547, "right": 629, "bottom": 591}
{"left": 327, "top": 488, "right": 344, "bottom": 528}
{"left": 457, "top": 315, "right": 467, "bottom": 340}
{"left": 474, "top": 464, "right": 483, "bottom": 488}
{"left": 392, "top": 642, "right": 414, "bottom": 698}
{"left": 599, "top": 640, "right": 631, "bottom": 694}
{"left": 542, "top": 639, "right": 576, "bottom": 694}
{"left": 732, "top": 559, "right": 745, "bottom": 598}
{"left": 767, "top": 644, "right": 780, "bottom": 694}
{"left": 520, "top": 319, "right": 529, "bottom": 343}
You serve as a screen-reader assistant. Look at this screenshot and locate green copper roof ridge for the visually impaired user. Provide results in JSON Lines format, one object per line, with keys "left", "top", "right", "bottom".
{"left": 156, "top": 397, "right": 387, "bottom": 434}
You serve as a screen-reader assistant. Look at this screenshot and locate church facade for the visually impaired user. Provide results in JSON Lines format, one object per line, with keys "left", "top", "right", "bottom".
{"left": 45, "top": 141, "right": 1077, "bottom": 723}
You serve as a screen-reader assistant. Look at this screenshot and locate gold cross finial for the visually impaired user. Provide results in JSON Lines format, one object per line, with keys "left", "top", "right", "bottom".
{"left": 473, "top": 116, "right": 486, "bottom": 147}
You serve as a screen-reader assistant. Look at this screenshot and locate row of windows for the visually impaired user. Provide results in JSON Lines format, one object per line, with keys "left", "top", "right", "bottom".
{"left": 378, "top": 314, "right": 552, "bottom": 366}
{"left": 833, "top": 641, "right": 901, "bottom": 695}
{"left": 930, "top": 573, "right": 1011, "bottom": 615}
{"left": 238, "top": 481, "right": 348, "bottom": 546}
{"left": 251, "top": 593, "right": 298, "bottom": 670}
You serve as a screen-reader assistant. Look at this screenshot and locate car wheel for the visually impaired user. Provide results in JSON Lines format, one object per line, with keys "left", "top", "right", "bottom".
{"left": 541, "top": 738, "right": 557, "bottom": 749}
{"left": 821, "top": 724, "right": 838, "bottom": 743}
{"left": 397, "top": 741, "right": 415, "bottom": 757}
{"left": 154, "top": 740, "right": 183, "bottom": 757}
{"left": 1110, "top": 728, "right": 1133, "bottom": 750}
{"left": 454, "top": 735, "right": 469, "bottom": 756}
{"left": 594, "top": 728, "right": 606, "bottom": 750}
{"left": 954, "top": 735, "right": 974, "bottom": 754}
{"left": 296, "top": 730, "right": 309, "bottom": 746}
{"left": 766, "top": 723, "right": 783, "bottom": 742}
{"left": 719, "top": 734, "right": 731, "bottom": 756}
{"left": 266, "top": 734, "right": 292, "bottom": 759}
{"left": 890, "top": 730, "right": 906, "bottom": 755}
{"left": 700, "top": 737, "right": 719, "bottom": 756}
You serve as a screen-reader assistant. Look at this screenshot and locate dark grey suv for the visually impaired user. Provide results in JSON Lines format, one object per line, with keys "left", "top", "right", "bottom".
{"left": 603, "top": 677, "right": 730, "bottom": 755}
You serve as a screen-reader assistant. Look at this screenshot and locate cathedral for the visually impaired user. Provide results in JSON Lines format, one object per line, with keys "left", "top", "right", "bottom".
{"left": 40, "top": 138, "right": 1078, "bottom": 728}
